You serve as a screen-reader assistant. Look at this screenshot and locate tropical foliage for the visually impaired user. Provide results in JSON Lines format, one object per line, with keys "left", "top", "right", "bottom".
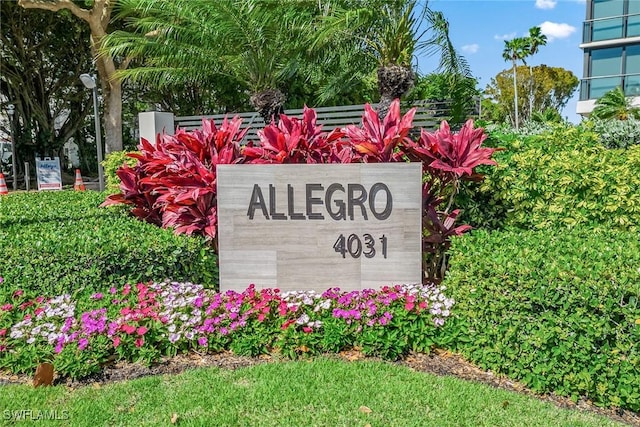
{"left": 591, "top": 86, "right": 640, "bottom": 121}
{"left": 313, "top": 0, "right": 470, "bottom": 117}
{"left": 405, "top": 72, "right": 480, "bottom": 125}
{"left": 105, "top": 100, "right": 497, "bottom": 282}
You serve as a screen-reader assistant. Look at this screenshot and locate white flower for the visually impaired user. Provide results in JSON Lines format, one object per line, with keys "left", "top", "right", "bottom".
{"left": 296, "top": 314, "right": 310, "bottom": 325}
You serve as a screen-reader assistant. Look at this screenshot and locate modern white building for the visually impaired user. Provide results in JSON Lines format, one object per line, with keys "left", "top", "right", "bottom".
{"left": 577, "top": 0, "right": 640, "bottom": 115}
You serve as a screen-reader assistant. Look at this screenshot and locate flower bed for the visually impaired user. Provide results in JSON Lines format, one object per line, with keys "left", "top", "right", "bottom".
{"left": 0, "top": 276, "right": 453, "bottom": 379}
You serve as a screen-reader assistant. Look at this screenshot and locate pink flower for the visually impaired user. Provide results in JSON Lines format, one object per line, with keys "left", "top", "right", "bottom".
{"left": 134, "top": 338, "right": 144, "bottom": 348}
{"left": 78, "top": 338, "right": 89, "bottom": 350}
{"left": 198, "top": 336, "right": 208, "bottom": 347}
{"left": 0, "top": 329, "right": 6, "bottom": 337}
{"left": 113, "top": 336, "right": 121, "bottom": 348}
{"left": 136, "top": 326, "right": 148, "bottom": 336}
{"left": 109, "top": 287, "right": 117, "bottom": 294}
{"left": 121, "top": 324, "right": 136, "bottom": 334}
{"left": 13, "top": 290, "right": 23, "bottom": 298}
{"left": 302, "top": 327, "right": 313, "bottom": 334}
{"left": 1, "top": 304, "right": 13, "bottom": 311}
{"left": 0, "top": 345, "right": 6, "bottom": 352}
{"left": 19, "top": 301, "right": 33, "bottom": 310}
{"left": 122, "top": 284, "right": 131, "bottom": 296}
{"left": 404, "top": 302, "right": 415, "bottom": 311}
{"left": 35, "top": 296, "right": 45, "bottom": 304}
{"left": 34, "top": 307, "right": 44, "bottom": 316}
{"left": 91, "top": 293, "right": 103, "bottom": 300}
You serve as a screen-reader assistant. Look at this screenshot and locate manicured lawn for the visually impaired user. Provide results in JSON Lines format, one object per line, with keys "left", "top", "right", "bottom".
{"left": 0, "top": 358, "right": 624, "bottom": 426}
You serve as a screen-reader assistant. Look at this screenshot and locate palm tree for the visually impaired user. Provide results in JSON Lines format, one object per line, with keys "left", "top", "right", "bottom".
{"left": 105, "top": 0, "right": 310, "bottom": 123}
{"left": 591, "top": 86, "right": 640, "bottom": 120}
{"left": 502, "top": 37, "right": 530, "bottom": 130}
{"left": 526, "top": 26, "right": 547, "bottom": 117}
{"left": 313, "top": 0, "right": 470, "bottom": 118}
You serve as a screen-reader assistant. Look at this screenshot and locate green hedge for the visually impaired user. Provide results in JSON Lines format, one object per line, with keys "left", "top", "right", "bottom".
{"left": 0, "top": 191, "right": 217, "bottom": 299}
{"left": 102, "top": 150, "right": 139, "bottom": 194}
{"left": 458, "top": 125, "right": 640, "bottom": 231}
{"left": 438, "top": 228, "right": 640, "bottom": 411}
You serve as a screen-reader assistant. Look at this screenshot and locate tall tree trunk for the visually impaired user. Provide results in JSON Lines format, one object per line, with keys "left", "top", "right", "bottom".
{"left": 102, "top": 74, "right": 122, "bottom": 154}
{"left": 529, "top": 65, "right": 533, "bottom": 120}
{"left": 512, "top": 61, "right": 519, "bottom": 130}
{"left": 249, "top": 88, "right": 286, "bottom": 124}
{"left": 377, "top": 65, "right": 415, "bottom": 119}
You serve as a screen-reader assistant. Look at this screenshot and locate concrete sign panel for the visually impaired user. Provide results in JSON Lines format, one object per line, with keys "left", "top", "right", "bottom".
{"left": 217, "top": 163, "right": 422, "bottom": 292}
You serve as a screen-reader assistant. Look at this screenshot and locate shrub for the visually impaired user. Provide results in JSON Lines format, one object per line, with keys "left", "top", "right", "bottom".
{"left": 591, "top": 117, "right": 640, "bottom": 149}
{"left": 457, "top": 125, "right": 640, "bottom": 230}
{"left": 102, "top": 150, "right": 139, "bottom": 193}
{"left": 0, "top": 191, "right": 218, "bottom": 299}
{"left": 438, "top": 228, "right": 640, "bottom": 411}
{"left": 103, "top": 116, "right": 247, "bottom": 247}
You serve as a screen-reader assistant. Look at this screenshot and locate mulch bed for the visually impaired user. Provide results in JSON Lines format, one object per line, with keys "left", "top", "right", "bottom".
{"left": 1, "top": 349, "right": 638, "bottom": 426}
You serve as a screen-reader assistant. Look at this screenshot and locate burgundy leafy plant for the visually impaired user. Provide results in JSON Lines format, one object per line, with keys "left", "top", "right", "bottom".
{"left": 401, "top": 119, "right": 497, "bottom": 282}
{"left": 102, "top": 116, "right": 247, "bottom": 246}
{"left": 243, "top": 106, "right": 346, "bottom": 164}
{"left": 343, "top": 99, "right": 416, "bottom": 163}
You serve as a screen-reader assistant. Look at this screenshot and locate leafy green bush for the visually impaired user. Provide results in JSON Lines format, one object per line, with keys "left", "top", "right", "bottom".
{"left": 438, "top": 228, "right": 640, "bottom": 411}
{"left": 591, "top": 117, "right": 640, "bottom": 149}
{"left": 0, "top": 191, "right": 217, "bottom": 299}
{"left": 102, "top": 150, "right": 139, "bottom": 193}
{"left": 458, "top": 125, "right": 640, "bottom": 230}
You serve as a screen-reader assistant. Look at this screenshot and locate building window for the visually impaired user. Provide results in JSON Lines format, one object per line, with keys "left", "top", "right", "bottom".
{"left": 625, "top": 45, "right": 640, "bottom": 96}
{"left": 628, "top": 14, "right": 640, "bottom": 37}
{"left": 592, "top": 17, "right": 624, "bottom": 40}
{"left": 591, "top": 47, "right": 623, "bottom": 76}
{"left": 593, "top": 0, "right": 624, "bottom": 20}
{"left": 591, "top": 0, "right": 624, "bottom": 19}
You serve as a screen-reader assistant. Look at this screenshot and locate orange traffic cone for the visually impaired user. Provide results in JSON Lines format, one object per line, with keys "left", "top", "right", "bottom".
{"left": 74, "top": 169, "right": 85, "bottom": 191}
{"left": 0, "top": 173, "right": 8, "bottom": 195}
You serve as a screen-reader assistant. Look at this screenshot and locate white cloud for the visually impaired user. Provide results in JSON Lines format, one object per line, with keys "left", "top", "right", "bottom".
{"left": 461, "top": 44, "right": 479, "bottom": 54}
{"left": 494, "top": 32, "right": 517, "bottom": 41}
{"left": 535, "top": 0, "right": 557, "bottom": 9}
{"left": 539, "top": 21, "right": 577, "bottom": 41}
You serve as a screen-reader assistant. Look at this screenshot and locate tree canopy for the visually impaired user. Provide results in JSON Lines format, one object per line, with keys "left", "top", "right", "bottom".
{"left": 0, "top": 1, "right": 93, "bottom": 170}
{"left": 484, "top": 65, "right": 579, "bottom": 124}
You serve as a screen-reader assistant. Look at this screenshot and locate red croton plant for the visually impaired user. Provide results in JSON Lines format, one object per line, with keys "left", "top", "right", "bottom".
{"left": 103, "top": 99, "right": 497, "bottom": 282}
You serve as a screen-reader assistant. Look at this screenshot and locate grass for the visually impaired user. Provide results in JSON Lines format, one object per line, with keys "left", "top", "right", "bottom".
{"left": 0, "top": 358, "right": 624, "bottom": 426}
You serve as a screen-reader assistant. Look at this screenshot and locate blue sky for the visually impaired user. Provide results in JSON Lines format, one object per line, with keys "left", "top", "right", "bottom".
{"left": 416, "top": 0, "right": 587, "bottom": 122}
